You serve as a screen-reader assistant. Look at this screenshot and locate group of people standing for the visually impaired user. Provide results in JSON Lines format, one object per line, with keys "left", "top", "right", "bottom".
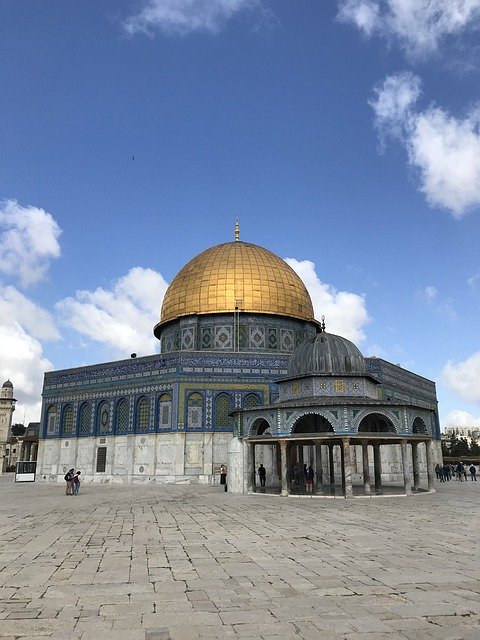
{"left": 292, "top": 462, "right": 316, "bottom": 494}
{"left": 435, "top": 462, "right": 477, "bottom": 482}
{"left": 64, "top": 468, "right": 81, "bottom": 495}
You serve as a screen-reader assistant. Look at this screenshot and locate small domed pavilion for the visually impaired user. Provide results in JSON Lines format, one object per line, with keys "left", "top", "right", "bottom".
{"left": 229, "top": 321, "right": 437, "bottom": 497}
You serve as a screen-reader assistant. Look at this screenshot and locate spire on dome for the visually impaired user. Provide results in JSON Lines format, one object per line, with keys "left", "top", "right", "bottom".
{"left": 234, "top": 219, "right": 240, "bottom": 242}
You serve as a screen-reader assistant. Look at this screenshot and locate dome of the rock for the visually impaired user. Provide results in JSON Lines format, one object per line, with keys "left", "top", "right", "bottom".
{"left": 155, "top": 239, "right": 314, "bottom": 335}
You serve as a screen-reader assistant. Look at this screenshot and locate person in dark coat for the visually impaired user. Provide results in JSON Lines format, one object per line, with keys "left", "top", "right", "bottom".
{"left": 258, "top": 463, "right": 266, "bottom": 488}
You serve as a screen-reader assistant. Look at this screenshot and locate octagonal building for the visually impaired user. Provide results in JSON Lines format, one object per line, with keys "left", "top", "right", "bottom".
{"left": 36, "top": 227, "right": 441, "bottom": 491}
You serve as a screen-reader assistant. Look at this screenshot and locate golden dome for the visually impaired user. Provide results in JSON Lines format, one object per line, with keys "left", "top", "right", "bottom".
{"left": 155, "top": 240, "right": 314, "bottom": 332}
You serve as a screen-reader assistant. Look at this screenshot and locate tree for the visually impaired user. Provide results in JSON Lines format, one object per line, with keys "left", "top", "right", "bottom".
{"left": 11, "top": 423, "right": 25, "bottom": 437}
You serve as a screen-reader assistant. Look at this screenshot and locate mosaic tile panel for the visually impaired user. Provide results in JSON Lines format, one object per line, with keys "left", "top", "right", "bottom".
{"left": 214, "top": 325, "right": 233, "bottom": 350}
{"left": 249, "top": 326, "right": 266, "bottom": 349}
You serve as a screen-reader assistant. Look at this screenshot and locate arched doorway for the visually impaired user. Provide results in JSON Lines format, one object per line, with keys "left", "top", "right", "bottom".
{"left": 290, "top": 414, "right": 334, "bottom": 494}
{"left": 249, "top": 419, "right": 278, "bottom": 492}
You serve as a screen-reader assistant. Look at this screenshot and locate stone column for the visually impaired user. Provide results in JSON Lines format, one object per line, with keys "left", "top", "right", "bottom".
{"left": 401, "top": 441, "right": 412, "bottom": 494}
{"left": 328, "top": 444, "right": 335, "bottom": 488}
{"left": 298, "top": 444, "right": 305, "bottom": 491}
{"left": 342, "top": 438, "right": 354, "bottom": 498}
{"left": 426, "top": 440, "right": 435, "bottom": 491}
{"left": 279, "top": 440, "right": 289, "bottom": 497}
{"left": 315, "top": 442, "right": 323, "bottom": 492}
{"left": 362, "top": 441, "right": 371, "bottom": 495}
{"left": 340, "top": 443, "right": 345, "bottom": 493}
{"left": 373, "top": 443, "right": 382, "bottom": 493}
{"left": 411, "top": 441, "right": 420, "bottom": 491}
{"left": 246, "top": 442, "right": 255, "bottom": 493}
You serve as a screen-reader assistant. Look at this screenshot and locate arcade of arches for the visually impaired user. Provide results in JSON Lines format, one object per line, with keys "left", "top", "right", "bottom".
{"left": 244, "top": 412, "right": 435, "bottom": 498}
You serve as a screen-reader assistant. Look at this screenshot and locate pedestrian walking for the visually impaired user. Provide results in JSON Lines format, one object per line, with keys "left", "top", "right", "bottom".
{"left": 469, "top": 464, "right": 477, "bottom": 481}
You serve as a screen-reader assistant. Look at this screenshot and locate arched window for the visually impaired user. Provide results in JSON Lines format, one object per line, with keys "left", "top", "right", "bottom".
{"left": 215, "top": 394, "right": 232, "bottom": 430}
{"left": 187, "top": 392, "right": 203, "bottom": 429}
{"left": 412, "top": 417, "right": 428, "bottom": 435}
{"left": 116, "top": 399, "right": 129, "bottom": 433}
{"left": 243, "top": 393, "right": 260, "bottom": 409}
{"left": 62, "top": 405, "right": 74, "bottom": 435}
{"left": 158, "top": 393, "right": 172, "bottom": 430}
{"left": 136, "top": 397, "right": 149, "bottom": 431}
{"left": 97, "top": 401, "right": 110, "bottom": 434}
{"left": 79, "top": 402, "right": 92, "bottom": 435}
{"left": 46, "top": 404, "right": 57, "bottom": 436}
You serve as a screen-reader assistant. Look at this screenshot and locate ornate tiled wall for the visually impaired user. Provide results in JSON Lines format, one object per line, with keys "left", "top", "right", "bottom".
{"left": 242, "top": 404, "right": 437, "bottom": 439}
{"left": 159, "top": 313, "right": 317, "bottom": 354}
{"left": 279, "top": 376, "right": 380, "bottom": 401}
{"left": 40, "top": 350, "right": 285, "bottom": 440}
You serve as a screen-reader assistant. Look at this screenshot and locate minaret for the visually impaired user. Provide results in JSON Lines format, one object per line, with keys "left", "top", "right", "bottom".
{"left": 0, "top": 380, "right": 16, "bottom": 474}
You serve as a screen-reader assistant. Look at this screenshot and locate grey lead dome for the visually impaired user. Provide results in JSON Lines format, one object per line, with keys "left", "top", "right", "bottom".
{"left": 288, "top": 332, "right": 366, "bottom": 378}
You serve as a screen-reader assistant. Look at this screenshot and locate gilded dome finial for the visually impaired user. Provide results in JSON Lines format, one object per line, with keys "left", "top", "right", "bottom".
{"left": 234, "top": 219, "right": 240, "bottom": 242}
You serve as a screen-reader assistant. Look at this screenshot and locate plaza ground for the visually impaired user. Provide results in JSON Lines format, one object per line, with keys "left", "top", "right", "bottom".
{"left": 0, "top": 476, "right": 479, "bottom": 640}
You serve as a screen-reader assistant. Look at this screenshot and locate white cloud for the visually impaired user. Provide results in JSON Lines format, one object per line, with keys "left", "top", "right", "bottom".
{"left": 423, "top": 285, "right": 437, "bottom": 301}
{"left": 443, "top": 351, "right": 480, "bottom": 403}
{"left": 56, "top": 267, "right": 169, "bottom": 358}
{"left": 0, "top": 322, "right": 54, "bottom": 424}
{"left": 0, "top": 199, "right": 61, "bottom": 287}
{"left": 124, "top": 0, "right": 268, "bottom": 36}
{"left": 415, "top": 284, "right": 456, "bottom": 319}
{"left": 0, "top": 285, "right": 60, "bottom": 341}
{"left": 370, "top": 72, "right": 480, "bottom": 218}
{"left": 338, "top": 0, "right": 480, "bottom": 59}
{"left": 443, "top": 409, "right": 480, "bottom": 428}
{"left": 285, "top": 258, "right": 369, "bottom": 345}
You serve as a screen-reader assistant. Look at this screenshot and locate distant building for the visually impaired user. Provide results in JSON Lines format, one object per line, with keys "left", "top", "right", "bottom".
{"left": 0, "top": 380, "right": 16, "bottom": 474}
{"left": 442, "top": 426, "right": 480, "bottom": 445}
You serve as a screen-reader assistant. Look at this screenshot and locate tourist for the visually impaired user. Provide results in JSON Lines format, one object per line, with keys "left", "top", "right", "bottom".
{"left": 456, "top": 462, "right": 465, "bottom": 481}
{"left": 469, "top": 464, "right": 477, "bottom": 481}
{"left": 305, "top": 466, "right": 315, "bottom": 494}
{"left": 442, "top": 464, "right": 451, "bottom": 481}
{"left": 220, "top": 464, "right": 227, "bottom": 486}
{"left": 64, "top": 468, "right": 75, "bottom": 495}
{"left": 435, "top": 463, "right": 441, "bottom": 480}
{"left": 258, "top": 463, "right": 266, "bottom": 489}
{"left": 73, "top": 471, "right": 81, "bottom": 495}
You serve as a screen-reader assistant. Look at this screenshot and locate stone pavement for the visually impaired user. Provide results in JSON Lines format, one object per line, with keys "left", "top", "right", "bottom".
{"left": 0, "top": 476, "right": 479, "bottom": 640}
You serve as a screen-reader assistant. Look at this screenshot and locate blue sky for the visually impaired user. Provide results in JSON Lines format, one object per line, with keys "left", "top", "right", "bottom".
{"left": 1, "top": 0, "right": 480, "bottom": 428}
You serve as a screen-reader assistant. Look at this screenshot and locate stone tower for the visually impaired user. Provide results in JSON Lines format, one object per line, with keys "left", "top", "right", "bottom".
{"left": 0, "top": 380, "right": 16, "bottom": 474}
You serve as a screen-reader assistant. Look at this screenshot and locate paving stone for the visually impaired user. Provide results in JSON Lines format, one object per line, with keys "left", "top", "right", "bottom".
{"left": 1, "top": 478, "right": 480, "bottom": 639}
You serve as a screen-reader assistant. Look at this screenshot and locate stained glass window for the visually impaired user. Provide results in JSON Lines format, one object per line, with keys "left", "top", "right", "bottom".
{"left": 63, "top": 405, "right": 74, "bottom": 435}
{"left": 215, "top": 394, "right": 231, "bottom": 429}
{"left": 79, "top": 403, "right": 92, "bottom": 434}
{"left": 137, "top": 397, "right": 149, "bottom": 431}
{"left": 116, "top": 399, "right": 128, "bottom": 433}
{"left": 243, "top": 393, "right": 260, "bottom": 409}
